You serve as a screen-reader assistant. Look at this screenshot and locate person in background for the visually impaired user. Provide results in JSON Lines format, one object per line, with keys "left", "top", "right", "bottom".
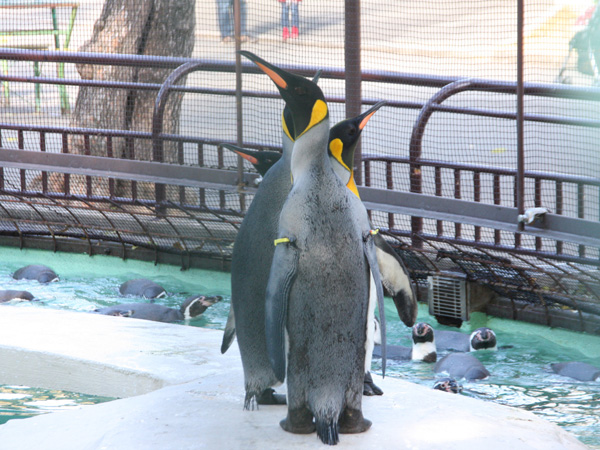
{"left": 279, "top": 0, "right": 301, "bottom": 41}
{"left": 216, "top": 0, "right": 256, "bottom": 43}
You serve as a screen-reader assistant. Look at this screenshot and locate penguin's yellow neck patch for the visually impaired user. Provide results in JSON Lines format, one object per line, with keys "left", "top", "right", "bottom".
{"left": 298, "top": 99, "right": 328, "bottom": 138}
{"left": 282, "top": 111, "right": 294, "bottom": 142}
{"left": 329, "top": 139, "right": 348, "bottom": 171}
{"left": 347, "top": 175, "right": 360, "bottom": 198}
{"left": 329, "top": 138, "right": 360, "bottom": 198}
{"left": 257, "top": 62, "right": 287, "bottom": 89}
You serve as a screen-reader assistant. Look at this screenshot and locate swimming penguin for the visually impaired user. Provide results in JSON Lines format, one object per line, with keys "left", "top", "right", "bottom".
{"left": 221, "top": 77, "right": 389, "bottom": 409}
{"left": 551, "top": 362, "right": 600, "bottom": 381}
{"left": 0, "top": 290, "right": 35, "bottom": 303}
{"left": 435, "top": 327, "right": 497, "bottom": 352}
{"left": 434, "top": 352, "right": 490, "bottom": 380}
{"left": 119, "top": 279, "right": 166, "bottom": 299}
{"left": 373, "top": 322, "right": 437, "bottom": 362}
{"left": 433, "top": 377, "right": 463, "bottom": 394}
{"left": 96, "top": 295, "right": 221, "bottom": 323}
{"left": 244, "top": 52, "right": 385, "bottom": 445}
{"left": 12, "top": 264, "right": 58, "bottom": 283}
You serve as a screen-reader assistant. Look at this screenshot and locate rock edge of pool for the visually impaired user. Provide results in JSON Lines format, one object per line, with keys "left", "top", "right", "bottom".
{"left": 0, "top": 306, "right": 589, "bottom": 450}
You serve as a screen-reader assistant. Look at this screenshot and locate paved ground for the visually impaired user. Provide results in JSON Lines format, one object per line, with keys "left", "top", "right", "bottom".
{"left": 0, "top": 306, "right": 590, "bottom": 449}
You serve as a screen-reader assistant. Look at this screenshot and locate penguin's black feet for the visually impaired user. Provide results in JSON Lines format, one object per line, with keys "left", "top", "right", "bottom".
{"left": 339, "top": 408, "right": 372, "bottom": 434}
{"left": 280, "top": 407, "right": 316, "bottom": 434}
{"left": 257, "top": 388, "right": 287, "bottom": 405}
{"left": 363, "top": 371, "right": 383, "bottom": 396}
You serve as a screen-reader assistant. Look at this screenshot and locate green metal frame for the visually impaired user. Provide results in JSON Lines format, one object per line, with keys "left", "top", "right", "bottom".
{"left": 0, "top": 2, "right": 78, "bottom": 114}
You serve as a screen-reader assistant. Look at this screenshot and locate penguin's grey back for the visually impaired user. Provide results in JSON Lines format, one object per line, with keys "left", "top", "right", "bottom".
{"left": 230, "top": 151, "right": 292, "bottom": 405}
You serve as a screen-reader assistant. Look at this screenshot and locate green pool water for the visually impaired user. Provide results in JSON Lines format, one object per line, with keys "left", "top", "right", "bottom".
{"left": 0, "top": 247, "right": 599, "bottom": 448}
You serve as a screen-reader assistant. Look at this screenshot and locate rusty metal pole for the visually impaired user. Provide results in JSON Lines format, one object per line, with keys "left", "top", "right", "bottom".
{"left": 345, "top": 0, "right": 362, "bottom": 184}
{"left": 516, "top": 0, "right": 525, "bottom": 234}
{"left": 234, "top": 0, "right": 245, "bottom": 210}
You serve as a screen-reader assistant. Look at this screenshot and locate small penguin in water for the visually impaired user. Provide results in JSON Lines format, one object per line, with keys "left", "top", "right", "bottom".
{"left": 119, "top": 279, "right": 166, "bottom": 299}
{"left": 373, "top": 321, "right": 437, "bottom": 362}
{"left": 244, "top": 51, "right": 384, "bottom": 445}
{"left": 12, "top": 265, "right": 58, "bottom": 283}
{"left": 433, "top": 377, "right": 463, "bottom": 394}
{"left": 435, "top": 327, "right": 497, "bottom": 352}
{"left": 0, "top": 290, "right": 35, "bottom": 303}
{"left": 551, "top": 362, "right": 600, "bottom": 381}
{"left": 434, "top": 352, "right": 490, "bottom": 380}
{"left": 96, "top": 295, "right": 221, "bottom": 323}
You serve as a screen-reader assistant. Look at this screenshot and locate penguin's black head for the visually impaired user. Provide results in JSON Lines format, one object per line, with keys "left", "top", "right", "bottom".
{"left": 240, "top": 51, "right": 328, "bottom": 138}
{"left": 470, "top": 327, "right": 497, "bottom": 351}
{"left": 412, "top": 322, "right": 435, "bottom": 344}
{"left": 327, "top": 101, "right": 386, "bottom": 196}
{"left": 222, "top": 144, "right": 282, "bottom": 176}
{"left": 433, "top": 377, "right": 463, "bottom": 394}
{"left": 328, "top": 101, "right": 386, "bottom": 171}
{"left": 181, "top": 295, "right": 222, "bottom": 319}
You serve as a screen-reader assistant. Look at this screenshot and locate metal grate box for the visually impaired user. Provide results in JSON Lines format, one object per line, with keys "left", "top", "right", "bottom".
{"left": 428, "top": 274, "right": 469, "bottom": 321}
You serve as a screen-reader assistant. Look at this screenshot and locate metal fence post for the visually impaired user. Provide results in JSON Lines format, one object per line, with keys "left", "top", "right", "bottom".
{"left": 516, "top": 0, "right": 525, "bottom": 233}
{"left": 345, "top": 0, "right": 362, "bottom": 184}
{"left": 234, "top": 0, "right": 245, "bottom": 211}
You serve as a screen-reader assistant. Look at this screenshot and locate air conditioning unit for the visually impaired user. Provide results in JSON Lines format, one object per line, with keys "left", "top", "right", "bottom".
{"left": 428, "top": 273, "right": 469, "bottom": 322}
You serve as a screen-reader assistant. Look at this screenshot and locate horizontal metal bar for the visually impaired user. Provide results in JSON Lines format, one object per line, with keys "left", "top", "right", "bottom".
{"left": 362, "top": 153, "right": 600, "bottom": 187}
{"left": 358, "top": 186, "right": 600, "bottom": 248}
{"left": 0, "top": 147, "right": 260, "bottom": 192}
{"left": 1, "top": 48, "right": 600, "bottom": 102}
{"left": 0, "top": 146, "right": 597, "bottom": 248}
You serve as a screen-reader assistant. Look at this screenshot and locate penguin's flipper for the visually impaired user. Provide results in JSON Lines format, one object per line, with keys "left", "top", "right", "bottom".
{"left": 220, "top": 305, "right": 236, "bottom": 354}
{"left": 373, "top": 233, "right": 418, "bottom": 327}
{"left": 364, "top": 231, "right": 387, "bottom": 377}
{"left": 265, "top": 239, "right": 299, "bottom": 383}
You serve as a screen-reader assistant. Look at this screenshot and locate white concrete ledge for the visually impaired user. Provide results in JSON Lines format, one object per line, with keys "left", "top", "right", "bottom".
{"left": 0, "top": 306, "right": 589, "bottom": 450}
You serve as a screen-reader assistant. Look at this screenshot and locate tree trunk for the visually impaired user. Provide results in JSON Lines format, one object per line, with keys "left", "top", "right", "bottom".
{"left": 54, "top": 0, "right": 195, "bottom": 200}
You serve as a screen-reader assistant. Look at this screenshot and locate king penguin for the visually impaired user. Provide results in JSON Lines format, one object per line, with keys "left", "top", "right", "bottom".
{"left": 325, "top": 107, "right": 417, "bottom": 327}
{"left": 224, "top": 113, "right": 418, "bottom": 329}
{"left": 242, "top": 51, "right": 386, "bottom": 445}
{"left": 224, "top": 92, "right": 297, "bottom": 410}
{"left": 222, "top": 88, "right": 391, "bottom": 408}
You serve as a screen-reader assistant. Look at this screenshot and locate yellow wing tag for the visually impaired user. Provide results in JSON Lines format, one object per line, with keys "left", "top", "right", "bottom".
{"left": 274, "top": 237, "right": 291, "bottom": 246}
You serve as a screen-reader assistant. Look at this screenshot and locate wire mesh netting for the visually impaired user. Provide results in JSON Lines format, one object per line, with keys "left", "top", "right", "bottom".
{"left": 0, "top": 0, "right": 599, "bottom": 327}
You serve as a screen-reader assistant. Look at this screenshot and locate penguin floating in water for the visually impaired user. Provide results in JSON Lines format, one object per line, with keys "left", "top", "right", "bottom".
{"left": 12, "top": 265, "right": 58, "bottom": 283}
{"left": 0, "top": 290, "right": 35, "bottom": 303}
{"left": 433, "top": 377, "right": 463, "bottom": 394}
{"left": 551, "top": 362, "right": 600, "bottom": 381}
{"left": 373, "top": 322, "right": 437, "bottom": 362}
{"left": 435, "top": 327, "right": 497, "bottom": 352}
{"left": 242, "top": 51, "right": 386, "bottom": 445}
{"left": 221, "top": 78, "right": 395, "bottom": 408}
{"left": 119, "top": 279, "right": 166, "bottom": 299}
{"left": 434, "top": 352, "right": 490, "bottom": 381}
{"left": 95, "top": 295, "right": 221, "bottom": 323}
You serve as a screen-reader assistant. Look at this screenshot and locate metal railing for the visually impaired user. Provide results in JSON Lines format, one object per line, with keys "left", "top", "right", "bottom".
{"left": 0, "top": 48, "right": 598, "bottom": 270}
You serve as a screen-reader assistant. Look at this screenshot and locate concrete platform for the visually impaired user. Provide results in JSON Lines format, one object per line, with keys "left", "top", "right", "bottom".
{"left": 0, "top": 306, "right": 589, "bottom": 449}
